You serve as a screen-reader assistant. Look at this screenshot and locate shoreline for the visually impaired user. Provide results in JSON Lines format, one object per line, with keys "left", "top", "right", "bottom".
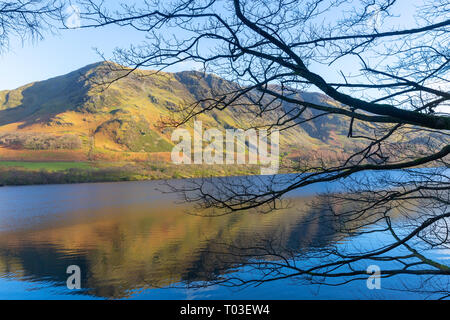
{"left": 0, "top": 162, "right": 441, "bottom": 188}
{"left": 0, "top": 162, "right": 265, "bottom": 187}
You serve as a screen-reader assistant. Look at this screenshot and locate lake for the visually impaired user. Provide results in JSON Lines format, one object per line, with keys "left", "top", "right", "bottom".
{"left": 0, "top": 173, "right": 448, "bottom": 299}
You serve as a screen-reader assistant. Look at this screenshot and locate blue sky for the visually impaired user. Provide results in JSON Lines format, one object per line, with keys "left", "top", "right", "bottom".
{"left": 0, "top": 0, "right": 426, "bottom": 92}
{"left": 0, "top": 20, "right": 200, "bottom": 91}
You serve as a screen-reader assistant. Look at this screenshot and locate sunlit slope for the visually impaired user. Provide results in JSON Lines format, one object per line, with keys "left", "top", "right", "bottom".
{"left": 0, "top": 62, "right": 369, "bottom": 161}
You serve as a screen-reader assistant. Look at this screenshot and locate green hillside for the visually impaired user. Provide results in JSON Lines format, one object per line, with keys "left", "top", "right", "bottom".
{"left": 0, "top": 61, "right": 367, "bottom": 161}
{"left": 0, "top": 62, "right": 438, "bottom": 185}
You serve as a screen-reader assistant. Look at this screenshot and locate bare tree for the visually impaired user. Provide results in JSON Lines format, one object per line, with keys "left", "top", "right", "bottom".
{"left": 0, "top": 0, "right": 65, "bottom": 53}
{"left": 78, "top": 0, "right": 449, "bottom": 296}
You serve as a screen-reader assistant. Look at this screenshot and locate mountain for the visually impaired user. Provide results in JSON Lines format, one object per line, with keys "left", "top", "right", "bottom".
{"left": 0, "top": 62, "right": 374, "bottom": 163}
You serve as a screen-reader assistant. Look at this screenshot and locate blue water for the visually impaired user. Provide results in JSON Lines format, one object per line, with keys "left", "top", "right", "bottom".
{"left": 0, "top": 170, "right": 448, "bottom": 299}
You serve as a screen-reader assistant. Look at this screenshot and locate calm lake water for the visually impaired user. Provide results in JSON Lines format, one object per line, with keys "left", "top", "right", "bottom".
{"left": 0, "top": 173, "right": 448, "bottom": 299}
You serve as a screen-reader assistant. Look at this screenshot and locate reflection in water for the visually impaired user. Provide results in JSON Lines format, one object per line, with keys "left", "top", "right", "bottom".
{"left": 0, "top": 180, "right": 347, "bottom": 298}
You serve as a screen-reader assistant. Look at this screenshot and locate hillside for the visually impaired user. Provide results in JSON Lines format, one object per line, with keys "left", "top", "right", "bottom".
{"left": 0, "top": 62, "right": 369, "bottom": 166}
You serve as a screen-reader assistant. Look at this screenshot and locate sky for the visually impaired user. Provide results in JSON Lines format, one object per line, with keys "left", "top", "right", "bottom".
{"left": 0, "top": 0, "right": 436, "bottom": 94}
{"left": 0, "top": 24, "right": 205, "bottom": 90}
{"left": 0, "top": 16, "right": 202, "bottom": 91}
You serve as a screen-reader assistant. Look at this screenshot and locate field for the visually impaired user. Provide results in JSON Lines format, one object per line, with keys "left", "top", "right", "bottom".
{"left": 0, "top": 161, "right": 92, "bottom": 171}
{"left": 0, "top": 159, "right": 265, "bottom": 186}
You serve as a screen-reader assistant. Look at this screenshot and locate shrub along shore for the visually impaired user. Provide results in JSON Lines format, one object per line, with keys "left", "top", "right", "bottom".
{"left": 0, "top": 161, "right": 263, "bottom": 186}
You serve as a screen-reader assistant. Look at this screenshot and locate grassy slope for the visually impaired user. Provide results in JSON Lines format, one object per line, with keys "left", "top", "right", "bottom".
{"left": 0, "top": 62, "right": 433, "bottom": 186}
{"left": 0, "top": 62, "right": 341, "bottom": 160}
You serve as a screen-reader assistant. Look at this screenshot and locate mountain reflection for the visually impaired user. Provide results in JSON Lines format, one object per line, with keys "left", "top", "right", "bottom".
{"left": 0, "top": 193, "right": 346, "bottom": 298}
